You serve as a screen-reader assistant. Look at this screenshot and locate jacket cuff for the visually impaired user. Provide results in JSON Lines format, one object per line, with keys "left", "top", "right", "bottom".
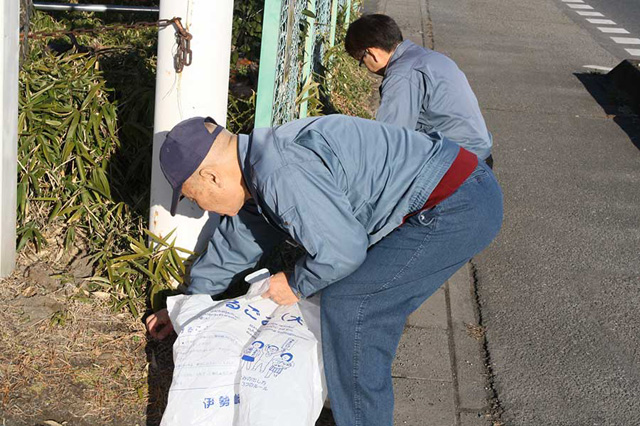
{"left": 289, "top": 268, "right": 315, "bottom": 299}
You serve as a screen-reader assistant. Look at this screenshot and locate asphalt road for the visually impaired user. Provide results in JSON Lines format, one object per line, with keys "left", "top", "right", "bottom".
{"left": 425, "top": 0, "right": 640, "bottom": 423}
{"left": 556, "top": 0, "right": 640, "bottom": 62}
{"left": 364, "top": 0, "right": 640, "bottom": 424}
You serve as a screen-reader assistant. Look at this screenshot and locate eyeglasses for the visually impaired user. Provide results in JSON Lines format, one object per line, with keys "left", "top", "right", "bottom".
{"left": 358, "top": 50, "right": 368, "bottom": 67}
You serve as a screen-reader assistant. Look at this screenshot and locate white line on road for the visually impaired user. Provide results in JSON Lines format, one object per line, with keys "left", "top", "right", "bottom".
{"left": 610, "top": 37, "right": 640, "bottom": 44}
{"left": 576, "top": 11, "right": 604, "bottom": 16}
{"left": 567, "top": 4, "right": 593, "bottom": 9}
{"left": 562, "top": 0, "right": 584, "bottom": 2}
{"left": 624, "top": 48, "right": 640, "bottom": 56}
{"left": 583, "top": 65, "right": 613, "bottom": 72}
{"left": 586, "top": 18, "right": 616, "bottom": 24}
{"left": 597, "top": 27, "right": 629, "bottom": 34}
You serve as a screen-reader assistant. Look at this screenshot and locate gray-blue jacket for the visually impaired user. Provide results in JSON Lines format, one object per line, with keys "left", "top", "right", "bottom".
{"left": 188, "top": 115, "right": 460, "bottom": 298}
{"left": 377, "top": 40, "right": 492, "bottom": 160}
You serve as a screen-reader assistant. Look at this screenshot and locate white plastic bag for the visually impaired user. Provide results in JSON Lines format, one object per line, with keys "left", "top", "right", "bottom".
{"left": 160, "top": 269, "right": 325, "bottom": 426}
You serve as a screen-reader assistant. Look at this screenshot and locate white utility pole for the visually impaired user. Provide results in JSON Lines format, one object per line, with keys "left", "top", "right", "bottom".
{"left": 149, "top": 0, "right": 234, "bottom": 253}
{"left": 0, "top": 0, "right": 19, "bottom": 277}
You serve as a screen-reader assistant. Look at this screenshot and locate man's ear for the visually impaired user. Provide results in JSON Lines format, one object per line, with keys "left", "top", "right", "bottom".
{"left": 368, "top": 49, "right": 380, "bottom": 63}
{"left": 199, "top": 167, "right": 222, "bottom": 188}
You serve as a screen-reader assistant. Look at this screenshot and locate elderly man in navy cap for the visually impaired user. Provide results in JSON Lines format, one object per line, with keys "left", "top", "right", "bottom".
{"left": 146, "top": 114, "right": 503, "bottom": 426}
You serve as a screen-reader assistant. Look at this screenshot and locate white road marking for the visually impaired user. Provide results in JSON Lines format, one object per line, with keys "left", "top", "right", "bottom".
{"left": 569, "top": 4, "right": 640, "bottom": 56}
{"left": 586, "top": 18, "right": 616, "bottom": 24}
{"left": 583, "top": 65, "right": 613, "bottom": 72}
{"left": 567, "top": 4, "right": 593, "bottom": 9}
{"left": 597, "top": 27, "right": 629, "bottom": 34}
{"left": 576, "top": 11, "right": 604, "bottom": 16}
{"left": 610, "top": 37, "right": 640, "bottom": 44}
{"left": 562, "top": 0, "right": 584, "bottom": 2}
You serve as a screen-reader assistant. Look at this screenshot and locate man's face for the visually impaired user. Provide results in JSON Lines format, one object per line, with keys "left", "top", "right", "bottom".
{"left": 181, "top": 170, "right": 246, "bottom": 216}
{"left": 355, "top": 47, "right": 388, "bottom": 75}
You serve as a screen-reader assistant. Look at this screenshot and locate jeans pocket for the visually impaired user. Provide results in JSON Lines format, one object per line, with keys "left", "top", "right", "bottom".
{"left": 456, "top": 163, "right": 490, "bottom": 192}
{"left": 470, "top": 162, "right": 491, "bottom": 183}
{"left": 417, "top": 208, "right": 437, "bottom": 228}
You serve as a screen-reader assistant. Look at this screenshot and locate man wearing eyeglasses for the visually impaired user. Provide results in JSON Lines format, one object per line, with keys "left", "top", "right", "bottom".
{"left": 346, "top": 14, "right": 494, "bottom": 167}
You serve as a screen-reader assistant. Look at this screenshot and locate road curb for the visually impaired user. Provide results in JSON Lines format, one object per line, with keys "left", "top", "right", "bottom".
{"left": 607, "top": 59, "right": 640, "bottom": 112}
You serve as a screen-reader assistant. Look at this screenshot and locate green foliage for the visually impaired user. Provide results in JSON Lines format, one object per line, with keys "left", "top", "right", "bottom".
{"left": 292, "top": 1, "right": 372, "bottom": 119}
{"left": 227, "top": 92, "right": 257, "bottom": 134}
{"left": 227, "top": 0, "right": 263, "bottom": 133}
{"left": 19, "top": 10, "right": 184, "bottom": 316}
{"left": 321, "top": 46, "right": 374, "bottom": 118}
{"left": 232, "top": 0, "right": 264, "bottom": 64}
{"left": 296, "top": 76, "right": 324, "bottom": 117}
{"left": 19, "top": 50, "right": 118, "bottom": 231}
{"left": 106, "top": 229, "right": 194, "bottom": 316}
{"left": 16, "top": 222, "right": 46, "bottom": 252}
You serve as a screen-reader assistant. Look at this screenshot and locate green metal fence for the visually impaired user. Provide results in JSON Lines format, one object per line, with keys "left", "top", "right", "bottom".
{"left": 254, "top": 0, "right": 353, "bottom": 128}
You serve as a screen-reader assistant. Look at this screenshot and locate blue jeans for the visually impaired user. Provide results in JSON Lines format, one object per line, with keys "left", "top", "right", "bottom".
{"left": 320, "top": 162, "right": 503, "bottom": 426}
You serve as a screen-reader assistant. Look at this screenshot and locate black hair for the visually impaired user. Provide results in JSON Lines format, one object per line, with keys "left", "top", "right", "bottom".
{"left": 345, "top": 14, "right": 403, "bottom": 58}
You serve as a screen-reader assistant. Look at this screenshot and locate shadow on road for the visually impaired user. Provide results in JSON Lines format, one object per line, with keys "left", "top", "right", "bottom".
{"left": 575, "top": 72, "right": 640, "bottom": 151}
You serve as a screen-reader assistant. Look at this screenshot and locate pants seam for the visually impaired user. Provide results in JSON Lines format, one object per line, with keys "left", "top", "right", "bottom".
{"left": 352, "top": 224, "right": 435, "bottom": 425}
{"left": 352, "top": 294, "right": 371, "bottom": 426}
{"left": 379, "top": 217, "right": 438, "bottom": 292}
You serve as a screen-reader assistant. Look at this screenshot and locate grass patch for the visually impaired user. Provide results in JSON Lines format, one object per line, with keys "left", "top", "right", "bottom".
{"left": 322, "top": 46, "right": 375, "bottom": 118}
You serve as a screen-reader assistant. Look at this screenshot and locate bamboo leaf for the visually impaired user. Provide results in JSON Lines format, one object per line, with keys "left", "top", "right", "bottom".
{"left": 112, "top": 252, "right": 147, "bottom": 262}
{"left": 48, "top": 201, "right": 62, "bottom": 222}
{"left": 80, "top": 82, "right": 102, "bottom": 111}
{"left": 302, "top": 9, "right": 316, "bottom": 18}
{"left": 154, "top": 249, "right": 170, "bottom": 278}
{"left": 61, "top": 111, "right": 80, "bottom": 161}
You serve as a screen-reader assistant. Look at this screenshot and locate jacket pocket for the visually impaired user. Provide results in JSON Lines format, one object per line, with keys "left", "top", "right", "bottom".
{"left": 279, "top": 206, "right": 318, "bottom": 257}
{"left": 352, "top": 200, "right": 373, "bottom": 227}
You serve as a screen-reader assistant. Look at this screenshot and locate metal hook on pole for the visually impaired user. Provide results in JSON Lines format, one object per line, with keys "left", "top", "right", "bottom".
{"left": 167, "top": 17, "right": 192, "bottom": 73}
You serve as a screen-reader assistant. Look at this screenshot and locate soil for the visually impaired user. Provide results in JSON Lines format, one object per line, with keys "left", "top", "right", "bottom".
{"left": 0, "top": 255, "right": 153, "bottom": 425}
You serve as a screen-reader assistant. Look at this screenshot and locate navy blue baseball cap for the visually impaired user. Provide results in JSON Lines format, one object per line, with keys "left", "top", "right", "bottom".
{"left": 159, "top": 116, "right": 224, "bottom": 216}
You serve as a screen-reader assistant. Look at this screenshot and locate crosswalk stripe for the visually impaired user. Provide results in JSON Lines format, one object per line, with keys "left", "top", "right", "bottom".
{"left": 610, "top": 37, "right": 640, "bottom": 45}
{"left": 576, "top": 11, "right": 603, "bottom": 16}
{"left": 597, "top": 27, "right": 629, "bottom": 34}
{"left": 586, "top": 18, "right": 616, "bottom": 24}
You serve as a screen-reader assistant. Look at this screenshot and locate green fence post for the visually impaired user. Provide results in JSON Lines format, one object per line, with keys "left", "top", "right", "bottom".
{"left": 255, "top": 0, "right": 282, "bottom": 128}
{"left": 299, "top": 0, "right": 317, "bottom": 118}
{"left": 329, "top": 0, "right": 338, "bottom": 47}
{"left": 344, "top": 0, "right": 351, "bottom": 29}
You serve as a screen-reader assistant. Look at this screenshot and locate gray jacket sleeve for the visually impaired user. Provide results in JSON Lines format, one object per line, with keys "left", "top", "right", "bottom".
{"left": 376, "top": 73, "right": 425, "bottom": 130}
{"left": 262, "top": 162, "right": 370, "bottom": 298}
{"left": 187, "top": 203, "right": 285, "bottom": 295}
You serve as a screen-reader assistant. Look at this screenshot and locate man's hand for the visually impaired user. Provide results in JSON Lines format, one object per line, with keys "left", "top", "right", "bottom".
{"left": 146, "top": 308, "right": 174, "bottom": 340}
{"left": 263, "top": 272, "right": 300, "bottom": 305}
